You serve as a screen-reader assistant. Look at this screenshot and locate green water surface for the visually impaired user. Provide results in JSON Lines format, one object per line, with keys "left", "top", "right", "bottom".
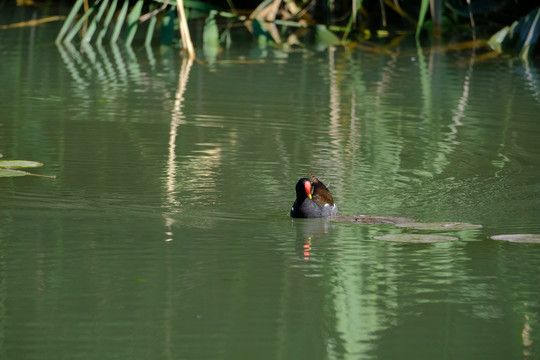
{"left": 1, "top": 18, "right": 539, "bottom": 360}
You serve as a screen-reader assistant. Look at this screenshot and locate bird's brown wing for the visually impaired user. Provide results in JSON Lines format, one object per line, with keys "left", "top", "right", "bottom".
{"left": 309, "top": 174, "right": 334, "bottom": 206}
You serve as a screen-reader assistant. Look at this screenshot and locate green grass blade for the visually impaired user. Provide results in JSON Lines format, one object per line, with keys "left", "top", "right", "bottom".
{"left": 315, "top": 24, "right": 341, "bottom": 47}
{"left": 111, "top": 0, "right": 129, "bottom": 43}
{"left": 56, "top": 0, "right": 85, "bottom": 43}
{"left": 145, "top": 5, "right": 158, "bottom": 46}
{"left": 125, "top": 0, "right": 144, "bottom": 46}
{"left": 82, "top": 0, "right": 109, "bottom": 43}
{"left": 63, "top": 3, "right": 97, "bottom": 43}
{"left": 343, "top": 0, "right": 363, "bottom": 40}
{"left": 97, "top": 0, "right": 118, "bottom": 44}
{"left": 415, "top": 0, "right": 429, "bottom": 40}
{"left": 203, "top": 10, "right": 219, "bottom": 62}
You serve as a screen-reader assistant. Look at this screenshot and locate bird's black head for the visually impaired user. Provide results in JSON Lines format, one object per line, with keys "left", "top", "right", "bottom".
{"left": 295, "top": 178, "right": 312, "bottom": 200}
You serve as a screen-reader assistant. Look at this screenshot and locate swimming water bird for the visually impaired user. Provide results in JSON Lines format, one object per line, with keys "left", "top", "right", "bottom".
{"left": 290, "top": 174, "right": 338, "bottom": 218}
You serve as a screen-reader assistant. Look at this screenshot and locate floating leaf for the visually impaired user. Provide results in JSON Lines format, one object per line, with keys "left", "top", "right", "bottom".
{"left": 374, "top": 234, "right": 459, "bottom": 243}
{"left": 395, "top": 222, "right": 483, "bottom": 231}
{"left": 0, "top": 160, "right": 43, "bottom": 169}
{"left": 0, "top": 169, "right": 30, "bottom": 177}
{"left": 330, "top": 215, "right": 416, "bottom": 225}
{"left": 490, "top": 234, "right": 540, "bottom": 243}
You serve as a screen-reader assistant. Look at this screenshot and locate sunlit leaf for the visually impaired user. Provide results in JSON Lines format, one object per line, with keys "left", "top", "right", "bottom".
{"left": 82, "top": 0, "right": 110, "bottom": 43}
{"left": 111, "top": 0, "right": 129, "bottom": 43}
{"left": 144, "top": 4, "right": 158, "bottom": 46}
{"left": 374, "top": 234, "right": 459, "bottom": 243}
{"left": 125, "top": 0, "right": 144, "bottom": 46}
{"left": 488, "top": 7, "right": 540, "bottom": 58}
{"left": 203, "top": 10, "right": 220, "bottom": 62}
{"left": 0, "top": 160, "right": 43, "bottom": 169}
{"left": 315, "top": 25, "right": 341, "bottom": 47}
{"left": 491, "top": 234, "right": 540, "bottom": 243}
{"left": 56, "top": 0, "right": 84, "bottom": 43}
{"left": 415, "top": 0, "right": 430, "bottom": 39}
{"left": 330, "top": 215, "right": 416, "bottom": 225}
{"left": 96, "top": 0, "right": 117, "bottom": 44}
{"left": 0, "top": 169, "right": 29, "bottom": 177}
{"left": 488, "top": 26, "right": 509, "bottom": 53}
{"left": 63, "top": 0, "right": 98, "bottom": 43}
{"left": 395, "top": 222, "right": 483, "bottom": 231}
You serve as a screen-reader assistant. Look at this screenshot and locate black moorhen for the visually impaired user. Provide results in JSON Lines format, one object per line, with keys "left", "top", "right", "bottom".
{"left": 290, "top": 174, "right": 338, "bottom": 218}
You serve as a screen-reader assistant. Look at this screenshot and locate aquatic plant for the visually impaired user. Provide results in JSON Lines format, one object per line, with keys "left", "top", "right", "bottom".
{"left": 491, "top": 234, "right": 540, "bottom": 243}
{"left": 488, "top": 7, "right": 540, "bottom": 60}
{"left": 373, "top": 234, "right": 459, "bottom": 243}
{"left": 51, "top": 0, "right": 539, "bottom": 58}
{"left": 0, "top": 156, "right": 55, "bottom": 178}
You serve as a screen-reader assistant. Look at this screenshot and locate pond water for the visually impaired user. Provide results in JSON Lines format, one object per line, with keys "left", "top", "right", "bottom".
{"left": 1, "top": 15, "right": 540, "bottom": 360}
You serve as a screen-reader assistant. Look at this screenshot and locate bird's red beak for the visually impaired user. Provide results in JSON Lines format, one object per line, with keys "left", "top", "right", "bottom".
{"left": 304, "top": 181, "right": 312, "bottom": 199}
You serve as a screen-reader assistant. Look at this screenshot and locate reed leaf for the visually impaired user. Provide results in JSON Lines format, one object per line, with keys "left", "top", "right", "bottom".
{"left": 97, "top": 0, "right": 118, "bottom": 44}
{"left": 111, "top": 0, "right": 129, "bottom": 43}
{"left": 488, "top": 7, "right": 540, "bottom": 59}
{"left": 63, "top": 0, "right": 99, "bottom": 43}
{"left": 315, "top": 25, "right": 341, "bottom": 47}
{"left": 415, "top": 0, "right": 429, "bottom": 40}
{"left": 343, "top": 0, "right": 363, "bottom": 41}
{"left": 82, "top": 0, "right": 109, "bottom": 43}
{"left": 56, "top": 0, "right": 84, "bottom": 43}
{"left": 145, "top": 5, "right": 158, "bottom": 46}
{"left": 125, "top": 0, "right": 144, "bottom": 45}
{"left": 203, "top": 10, "right": 220, "bottom": 61}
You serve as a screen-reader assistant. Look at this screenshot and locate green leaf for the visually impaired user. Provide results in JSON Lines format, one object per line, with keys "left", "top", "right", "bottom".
{"left": 96, "top": 0, "right": 118, "bottom": 44}
{"left": 374, "top": 234, "right": 459, "bottom": 243}
{"left": 203, "top": 10, "right": 220, "bottom": 61}
{"left": 487, "top": 26, "right": 509, "bottom": 53}
{"left": 394, "top": 222, "right": 483, "bottom": 231}
{"left": 145, "top": 4, "right": 158, "bottom": 46}
{"left": 111, "top": 0, "right": 129, "bottom": 43}
{"left": 63, "top": 0, "right": 99, "bottom": 43}
{"left": 315, "top": 25, "right": 341, "bottom": 47}
{"left": 491, "top": 234, "right": 540, "bottom": 243}
{"left": 0, "top": 160, "right": 43, "bottom": 169}
{"left": 203, "top": 11, "right": 219, "bottom": 47}
{"left": 82, "top": 0, "right": 110, "bottom": 43}
{"left": 0, "top": 169, "right": 29, "bottom": 177}
{"left": 125, "top": 0, "right": 144, "bottom": 46}
{"left": 55, "top": 0, "right": 85, "bottom": 43}
{"left": 415, "top": 0, "right": 430, "bottom": 40}
{"left": 488, "top": 7, "right": 540, "bottom": 58}
{"left": 330, "top": 215, "right": 416, "bottom": 225}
